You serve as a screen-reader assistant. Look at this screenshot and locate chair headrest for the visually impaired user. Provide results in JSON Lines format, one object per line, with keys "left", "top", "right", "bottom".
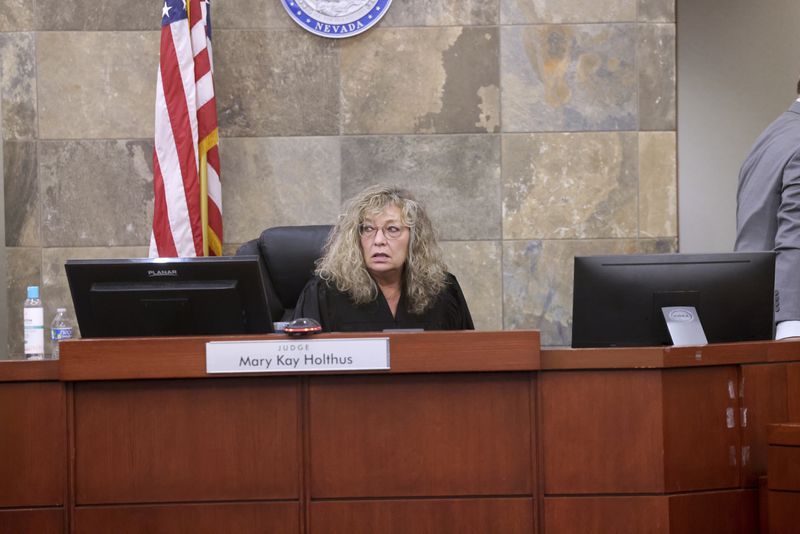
{"left": 234, "top": 238, "right": 283, "bottom": 321}
{"left": 257, "top": 225, "right": 332, "bottom": 308}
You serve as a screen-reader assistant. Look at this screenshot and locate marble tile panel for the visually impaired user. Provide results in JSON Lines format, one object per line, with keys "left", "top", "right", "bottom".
{"left": 383, "top": 0, "right": 498, "bottom": 26}
{"left": 4, "top": 140, "right": 38, "bottom": 247}
{"left": 341, "top": 27, "right": 500, "bottom": 134}
{"left": 500, "top": 0, "right": 636, "bottom": 24}
{"left": 0, "top": 32, "right": 36, "bottom": 140}
{"left": 222, "top": 136, "right": 341, "bottom": 244}
{"left": 503, "top": 132, "right": 638, "bottom": 239}
{"left": 502, "top": 24, "right": 637, "bottom": 132}
{"left": 215, "top": 29, "right": 339, "bottom": 137}
{"left": 639, "top": 237, "right": 677, "bottom": 253}
{"left": 39, "top": 140, "right": 154, "bottom": 247}
{"left": 6, "top": 246, "right": 41, "bottom": 358}
{"left": 216, "top": 0, "right": 304, "bottom": 29}
{"left": 42, "top": 246, "right": 148, "bottom": 350}
{"left": 503, "top": 238, "right": 669, "bottom": 346}
{"left": 35, "top": 0, "right": 152, "bottom": 30}
{"left": 639, "top": 132, "right": 676, "bottom": 238}
{"left": 341, "top": 135, "right": 502, "bottom": 240}
{"left": 222, "top": 242, "right": 243, "bottom": 256}
{"left": 440, "top": 240, "right": 502, "bottom": 331}
{"left": 0, "top": 0, "right": 34, "bottom": 31}
{"left": 638, "top": 24, "right": 675, "bottom": 131}
{"left": 38, "top": 32, "right": 158, "bottom": 140}
{"left": 639, "top": 0, "right": 675, "bottom": 22}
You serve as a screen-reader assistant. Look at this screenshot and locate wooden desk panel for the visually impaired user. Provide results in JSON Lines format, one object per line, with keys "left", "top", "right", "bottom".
{"left": 73, "top": 377, "right": 300, "bottom": 504}
{"left": 73, "top": 502, "right": 299, "bottom": 534}
{"left": 309, "top": 498, "right": 534, "bottom": 534}
{"left": 541, "top": 366, "right": 740, "bottom": 494}
{"left": 739, "top": 363, "right": 789, "bottom": 486}
{"left": 309, "top": 373, "right": 534, "bottom": 498}
{"left": 767, "top": 423, "right": 800, "bottom": 534}
{"left": 0, "top": 509, "right": 64, "bottom": 534}
{"left": 541, "top": 370, "right": 666, "bottom": 493}
{"left": 667, "top": 490, "right": 758, "bottom": 534}
{"left": 5, "top": 336, "right": 795, "bottom": 533}
{"left": 0, "top": 381, "right": 66, "bottom": 507}
{"left": 544, "top": 490, "right": 757, "bottom": 534}
{"left": 767, "top": 492, "right": 800, "bottom": 534}
{"left": 767, "top": 423, "right": 800, "bottom": 491}
{"left": 0, "top": 360, "right": 59, "bottom": 382}
{"left": 767, "top": 445, "right": 800, "bottom": 490}
{"left": 544, "top": 495, "right": 670, "bottom": 534}
{"left": 661, "top": 367, "right": 740, "bottom": 491}
{"left": 59, "top": 331, "right": 540, "bottom": 380}
{"left": 788, "top": 362, "right": 800, "bottom": 420}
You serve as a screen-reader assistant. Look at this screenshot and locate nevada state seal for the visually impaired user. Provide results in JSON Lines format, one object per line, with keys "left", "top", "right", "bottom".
{"left": 281, "top": 0, "right": 393, "bottom": 39}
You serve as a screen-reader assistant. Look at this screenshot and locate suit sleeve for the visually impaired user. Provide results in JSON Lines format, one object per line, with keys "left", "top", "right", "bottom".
{"left": 775, "top": 150, "right": 800, "bottom": 321}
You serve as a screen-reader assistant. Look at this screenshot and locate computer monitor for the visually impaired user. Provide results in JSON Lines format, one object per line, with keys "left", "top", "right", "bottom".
{"left": 571, "top": 252, "right": 775, "bottom": 348}
{"left": 65, "top": 256, "right": 273, "bottom": 338}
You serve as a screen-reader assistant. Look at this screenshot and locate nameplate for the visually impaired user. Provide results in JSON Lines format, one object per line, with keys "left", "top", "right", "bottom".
{"left": 206, "top": 338, "right": 390, "bottom": 374}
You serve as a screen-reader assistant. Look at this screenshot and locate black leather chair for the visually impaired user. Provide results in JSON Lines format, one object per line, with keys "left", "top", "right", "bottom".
{"left": 235, "top": 225, "right": 332, "bottom": 322}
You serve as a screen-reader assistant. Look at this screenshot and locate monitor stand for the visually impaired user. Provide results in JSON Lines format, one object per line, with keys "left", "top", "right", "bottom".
{"left": 661, "top": 306, "right": 708, "bottom": 346}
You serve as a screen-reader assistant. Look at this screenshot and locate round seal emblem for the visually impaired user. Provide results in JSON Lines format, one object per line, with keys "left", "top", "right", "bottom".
{"left": 281, "top": 0, "right": 393, "bottom": 39}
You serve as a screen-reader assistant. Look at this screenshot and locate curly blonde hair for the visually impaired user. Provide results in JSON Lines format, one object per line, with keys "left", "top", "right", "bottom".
{"left": 316, "top": 185, "right": 448, "bottom": 314}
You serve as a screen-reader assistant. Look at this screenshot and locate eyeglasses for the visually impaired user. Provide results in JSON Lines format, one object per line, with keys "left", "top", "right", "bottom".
{"left": 358, "top": 223, "right": 407, "bottom": 240}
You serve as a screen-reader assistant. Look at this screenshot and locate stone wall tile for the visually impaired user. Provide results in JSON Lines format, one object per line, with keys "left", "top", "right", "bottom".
{"left": 6, "top": 246, "right": 41, "bottom": 358}
{"left": 36, "top": 0, "right": 152, "bottom": 30}
{"left": 41, "top": 246, "right": 148, "bottom": 351}
{"left": 216, "top": 0, "right": 293, "bottom": 29}
{"left": 222, "top": 136, "right": 341, "bottom": 243}
{"left": 341, "top": 27, "right": 500, "bottom": 134}
{"left": 501, "top": 0, "right": 636, "bottom": 24}
{"left": 216, "top": 29, "right": 339, "bottom": 137}
{"left": 0, "top": 0, "right": 34, "bottom": 31}
{"left": 502, "top": 24, "right": 637, "bottom": 132}
{"left": 39, "top": 140, "right": 154, "bottom": 247}
{"left": 341, "top": 135, "right": 501, "bottom": 240}
{"left": 0, "top": 32, "right": 36, "bottom": 140}
{"left": 4, "top": 140, "right": 38, "bottom": 247}
{"left": 222, "top": 242, "right": 243, "bottom": 256}
{"left": 441, "top": 240, "right": 502, "bottom": 331}
{"left": 639, "top": 237, "right": 677, "bottom": 252}
{"left": 384, "top": 0, "right": 498, "bottom": 26}
{"left": 503, "top": 132, "right": 638, "bottom": 239}
{"left": 38, "top": 32, "right": 158, "bottom": 139}
{"left": 504, "top": 238, "right": 665, "bottom": 346}
{"left": 638, "top": 23, "right": 675, "bottom": 130}
{"left": 639, "top": 132, "right": 676, "bottom": 237}
{"left": 639, "top": 0, "right": 675, "bottom": 22}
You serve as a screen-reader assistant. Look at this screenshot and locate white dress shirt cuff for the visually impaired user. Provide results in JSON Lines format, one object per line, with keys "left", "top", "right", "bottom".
{"left": 775, "top": 320, "right": 800, "bottom": 340}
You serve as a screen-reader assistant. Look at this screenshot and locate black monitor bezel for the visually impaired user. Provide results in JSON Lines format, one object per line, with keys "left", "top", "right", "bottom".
{"left": 65, "top": 256, "right": 273, "bottom": 338}
{"left": 571, "top": 252, "right": 776, "bottom": 348}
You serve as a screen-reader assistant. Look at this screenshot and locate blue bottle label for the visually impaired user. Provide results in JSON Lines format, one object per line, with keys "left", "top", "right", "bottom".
{"left": 51, "top": 327, "right": 73, "bottom": 341}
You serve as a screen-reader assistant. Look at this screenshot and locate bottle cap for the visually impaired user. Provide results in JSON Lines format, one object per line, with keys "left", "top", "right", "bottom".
{"left": 56, "top": 307, "right": 66, "bottom": 312}
{"left": 27, "top": 286, "right": 39, "bottom": 299}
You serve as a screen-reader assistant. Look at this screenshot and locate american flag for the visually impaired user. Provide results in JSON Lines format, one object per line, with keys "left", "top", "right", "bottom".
{"left": 150, "top": 0, "right": 222, "bottom": 257}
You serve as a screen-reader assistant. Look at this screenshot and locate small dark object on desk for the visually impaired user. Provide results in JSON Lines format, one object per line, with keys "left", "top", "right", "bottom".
{"left": 284, "top": 317, "right": 322, "bottom": 336}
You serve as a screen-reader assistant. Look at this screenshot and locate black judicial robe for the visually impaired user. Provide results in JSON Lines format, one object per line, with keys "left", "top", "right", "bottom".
{"left": 292, "top": 273, "right": 474, "bottom": 332}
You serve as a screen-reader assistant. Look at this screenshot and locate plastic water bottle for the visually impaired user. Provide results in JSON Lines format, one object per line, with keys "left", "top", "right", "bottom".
{"left": 23, "top": 285, "right": 44, "bottom": 360}
{"left": 50, "top": 308, "right": 74, "bottom": 360}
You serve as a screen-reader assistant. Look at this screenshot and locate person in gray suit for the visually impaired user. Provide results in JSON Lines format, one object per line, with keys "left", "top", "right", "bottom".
{"left": 736, "top": 79, "right": 800, "bottom": 339}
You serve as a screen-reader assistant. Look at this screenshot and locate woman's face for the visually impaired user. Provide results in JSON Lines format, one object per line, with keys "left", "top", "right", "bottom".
{"left": 359, "top": 204, "right": 410, "bottom": 281}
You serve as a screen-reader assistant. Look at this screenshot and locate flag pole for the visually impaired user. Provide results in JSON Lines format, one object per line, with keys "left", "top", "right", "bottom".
{"left": 200, "top": 151, "right": 209, "bottom": 256}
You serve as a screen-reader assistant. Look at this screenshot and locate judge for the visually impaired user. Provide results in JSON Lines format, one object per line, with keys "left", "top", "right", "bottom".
{"left": 292, "top": 185, "right": 474, "bottom": 332}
